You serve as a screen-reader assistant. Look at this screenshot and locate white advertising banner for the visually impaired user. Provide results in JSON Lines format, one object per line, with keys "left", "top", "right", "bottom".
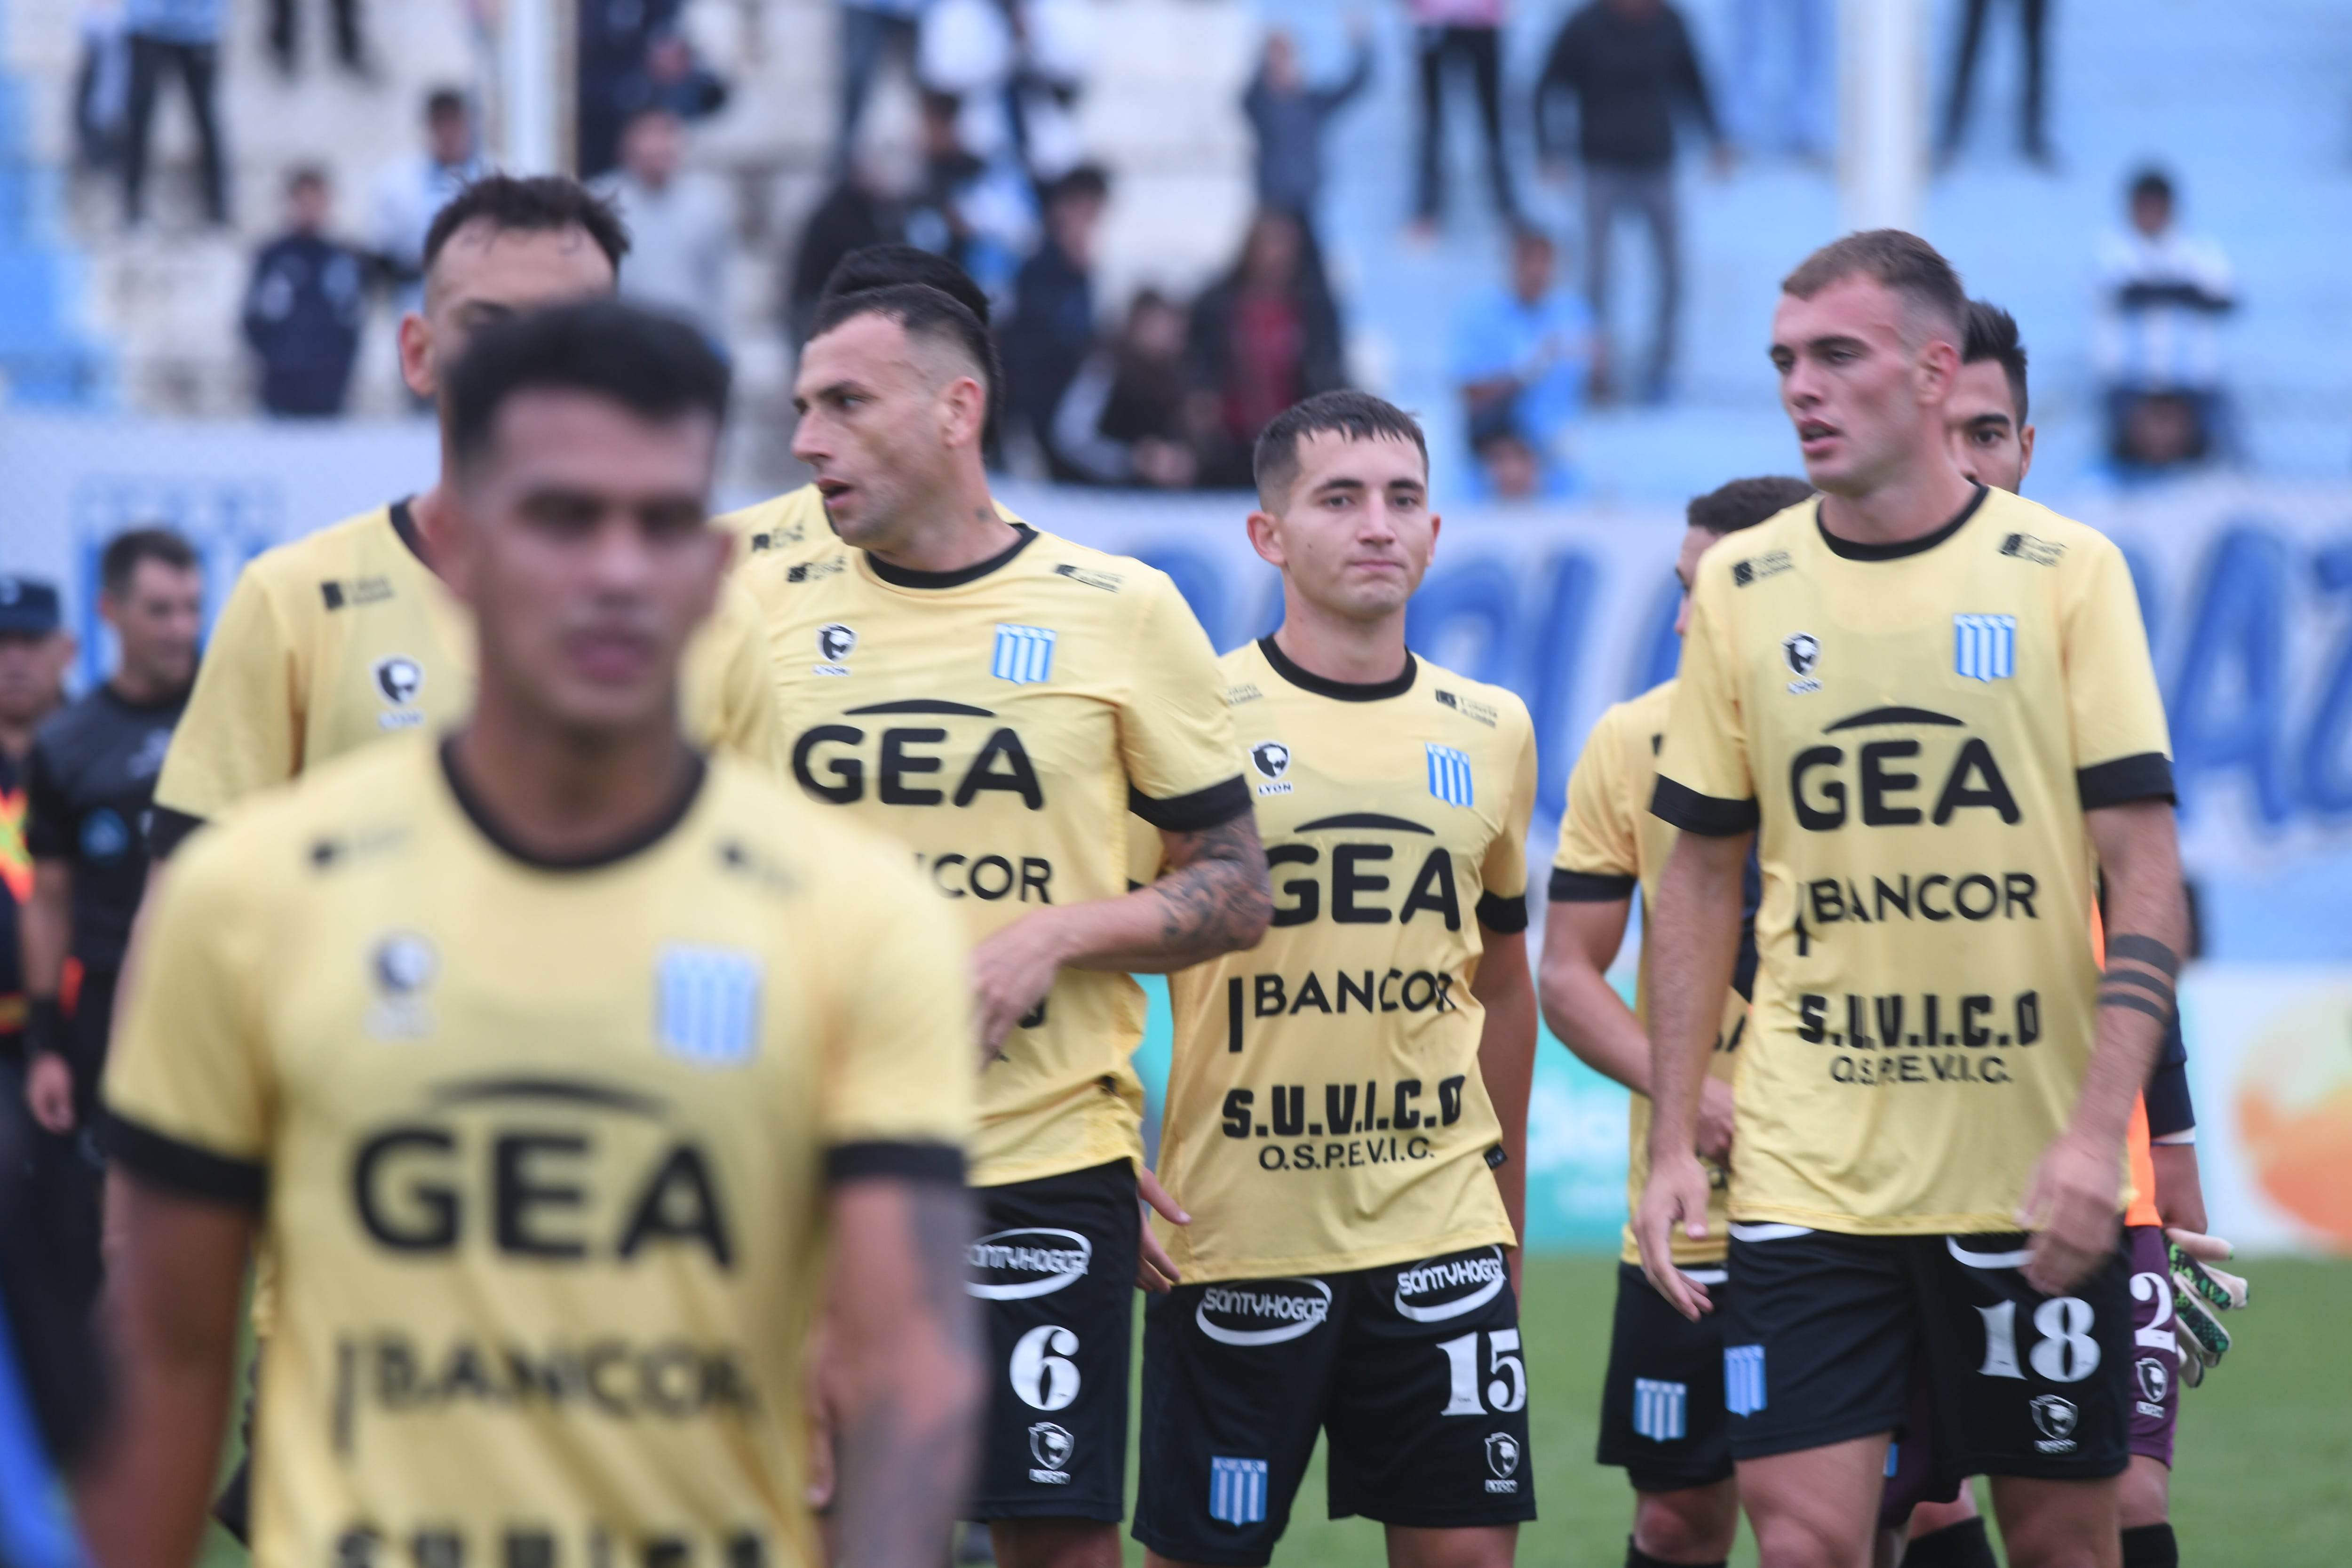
{"left": 7, "top": 414, "right": 2348, "bottom": 1251}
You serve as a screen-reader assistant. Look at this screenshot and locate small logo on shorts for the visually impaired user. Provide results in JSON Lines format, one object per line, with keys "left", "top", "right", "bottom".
{"left": 966, "top": 1229, "right": 1092, "bottom": 1300}
{"left": 2029, "top": 1393, "right": 2080, "bottom": 1452}
{"left": 1633, "top": 1378, "right": 1687, "bottom": 1442}
{"left": 1027, "top": 1421, "right": 1074, "bottom": 1484}
{"left": 1391, "top": 1248, "right": 1509, "bottom": 1322}
{"left": 1196, "top": 1279, "right": 1331, "bottom": 1346}
{"left": 1209, "top": 1456, "right": 1268, "bottom": 1526}
{"left": 2135, "top": 1355, "right": 2170, "bottom": 1417}
{"left": 1724, "top": 1345, "right": 1767, "bottom": 1416}
{"left": 1484, "top": 1432, "right": 1521, "bottom": 1493}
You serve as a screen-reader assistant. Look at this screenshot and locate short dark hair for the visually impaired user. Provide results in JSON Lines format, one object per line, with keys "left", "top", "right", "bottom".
{"left": 1686, "top": 476, "right": 1814, "bottom": 536}
{"left": 1962, "top": 299, "right": 2029, "bottom": 427}
{"left": 422, "top": 175, "right": 630, "bottom": 279}
{"left": 426, "top": 87, "right": 469, "bottom": 123}
{"left": 818, "top": 244, "right": 992, "bottom": 328}
{"left": 1047, "top": 164, "right": 1110, "bottom": 208}
{"left": 1781, "top": 229, "right": 1967, "bottom": 346}
{"left": 287, "top": 164, "right": 329, "bottom": 195}
{"left": 2130, "top": 167, "right": 2174, "bottom": 207}
{"left": 445, "top": 300, "right": 731, "bottom": 472}
{"left": 1253, "top": 390, "right": 1430, "bottom": 509}
{"left": 101, "top": 527, "right": 198, "bottom": 597}
{"left": 808, "top": 283, "right": 1000, "bottom": 411}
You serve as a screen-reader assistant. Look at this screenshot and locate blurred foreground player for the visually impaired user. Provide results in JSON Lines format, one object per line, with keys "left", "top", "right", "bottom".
{"left": 80, "top": 301, "right": 984, "bottom": 1568}
{"left": 149, "top": 175, "right": 782, "bottom": 865}
{"left": 1946, "top": 299, "right": 2247, "bottom": 1568}
{"left": 1540, "top": 475, "right": 1808, "bottom": 1568}
{"left": 1138, "top": 393, "right": 1540, "bottom": 1568}
{"left": 747, "top": 284, "right": 1271, "bottom": 1568}
{"left": 1639, "top": 231, "right": 2187, "bottom": 1568}
{"left": 721, "top": 244, "right": 1013, "bottom": 561}
{"left": 0, "top": 578, "right": 74, "bottom": 1061}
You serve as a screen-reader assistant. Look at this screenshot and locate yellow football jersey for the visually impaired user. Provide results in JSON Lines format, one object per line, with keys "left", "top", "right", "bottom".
{"left": 1654, "top": 486, "right": 2173, "bottom": 1234}
{"left": 715, "top": 486, "right": 1023, "bottom": 565}
{"left": 1551, "top": 680, "right": 1748, "bottom": 1267}
{"left": 1155, "top": 639, "right": 1534, "bottom": 1283}
{"left": 103, "top": 736, "right": 973, "bottom": 1568}
{"left": 740, "top": 524, "right": 1248, "bottom": 1188}
{"left": 153, "top": 503, "right": 786, "bottom": 843}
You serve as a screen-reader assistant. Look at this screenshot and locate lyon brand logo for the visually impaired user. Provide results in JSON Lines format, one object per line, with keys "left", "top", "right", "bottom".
{"left": 816, "top": 623, "right": 857, "bottom": 663}
{"left": 373, "top": 655, "right": 424, "bottom": 707}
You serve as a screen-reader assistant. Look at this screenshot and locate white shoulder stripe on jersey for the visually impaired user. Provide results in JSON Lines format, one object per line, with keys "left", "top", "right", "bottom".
{"left": 1728, "top": 1223, "right": 1815, "bottom": 1243}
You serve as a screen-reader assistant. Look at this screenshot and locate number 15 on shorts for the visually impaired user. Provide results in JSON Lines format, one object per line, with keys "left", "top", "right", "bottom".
{"left": 1438, "top": 1330, "right": 1527, "bottom": 1415}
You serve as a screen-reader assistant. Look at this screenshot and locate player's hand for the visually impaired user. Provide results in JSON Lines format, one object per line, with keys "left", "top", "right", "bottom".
{"left": 24, "top": 1054, "right": 75, "bottom": 1134}
{"left": 2165, "top": 1228, "right": 2247, "bottom": 1387}
{"left": 969, "top": 911, "right": 1073, "bottom": 1061}
{"left": 1695, "top": 1077, "right": 1736, "bottom": 1164}
{"left": 1136, "top": 1167, "right": 1188, "bottom": 1293}
{"left": 1635, "top": 1150, "right": 1715, "bottom": 1321}
{"left": 2016, "top": 1131, "right": 2123, "bottom": 1295}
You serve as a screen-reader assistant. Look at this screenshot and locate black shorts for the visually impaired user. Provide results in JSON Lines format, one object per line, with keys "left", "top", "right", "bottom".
{"left": 1724, "top": 1226, "right": 2131, "bottom": 1484}
{"left": 967, "top": 1158, "right": 1139, "bottom": 1523}
{"left": 1597, "top": 1260, "right": 1733, "bottom": 1492}
{"left": 1133, "top": 1245, "right": 1535, "bottom": 1567}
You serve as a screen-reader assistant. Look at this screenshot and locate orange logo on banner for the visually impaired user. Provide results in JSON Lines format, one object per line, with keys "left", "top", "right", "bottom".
{"left": 2236, "top": 995, "right": 2352, "bottom": 1251}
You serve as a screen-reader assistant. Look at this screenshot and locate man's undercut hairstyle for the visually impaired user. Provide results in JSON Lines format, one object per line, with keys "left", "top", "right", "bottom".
{"left": 426, "top": 87, "right": 468, "bottom": 123}
{"left": 1253, "top": 390, "right": 1430, "bottom": 511}
{"left": 422, "top": 174, "right": 631, "bottom": 279}
{"left": 101, "top": 527, "right": 198, "bottom": 597}
{"left": 445, "top": 300, "right": 731, "bottom": 472}
{"left": 808, "top": 282, "right": 1000, "bottom": 410}
{"left": 818, "top": 243, "right": 993, "bottom": 327}
{"left": 1687, "top": 475, "right": 1814, "bottom": 537}
{"left": 1963, "top": 298, "right": 2030, "bottom": 427}
{"left": 2130, "top": 167, "right": 2174, "bottom": 207}
{"left": 1781, "top": 228, "right": 1968, "bottom": 349}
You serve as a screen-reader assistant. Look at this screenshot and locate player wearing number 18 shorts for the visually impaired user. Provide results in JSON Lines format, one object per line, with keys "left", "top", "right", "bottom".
{"left": 1637, "top": 232, "right": 2190, "bottom": 1568}
{"left": 1137, "top": 394, "right": 1540, "bottom": 1568}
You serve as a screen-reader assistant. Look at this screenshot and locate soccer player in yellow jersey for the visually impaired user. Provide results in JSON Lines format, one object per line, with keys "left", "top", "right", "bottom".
{"left": 148, "top": 175, "right": 784, "bottom": 863}
{"left": 81, "top": 301, "right": 984, "bottom": 1568}
{"left": 1637, "top": 232, "right": 2190, "bottom": 1568}
{"left": 718, "top": 245, "right": 1017, "bottom": 564}
{"left": 745, "top": 284, "right": 1272, "bottom": 1568}
{"left": 1541, "top": 474, "right": 1811, "bottom": 1568}
{"left": 1133, "top": 392, "right": 1540, "bottom": 1568}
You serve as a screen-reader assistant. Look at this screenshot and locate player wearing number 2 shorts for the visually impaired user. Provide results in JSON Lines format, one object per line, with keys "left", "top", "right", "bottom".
{"left": 1138, "top": 394, "right": 1540, "bottom": 1568}
{"left": 1637, "top": 232, "right": 2190, "bottom": 1568}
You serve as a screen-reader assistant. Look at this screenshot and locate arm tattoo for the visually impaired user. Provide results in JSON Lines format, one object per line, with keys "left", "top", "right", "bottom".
{"left": 832, "top": 1184, "right": 980, "bottom": 1568}
{"left": 1152, "top": 813, "right": 1274, "bottom": 959}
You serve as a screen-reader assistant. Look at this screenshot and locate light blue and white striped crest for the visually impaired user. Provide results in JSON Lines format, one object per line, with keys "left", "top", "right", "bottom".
{"left": 1426, "top": 743, "right": 1475, "bottom": 808}
{"left": 1208, "top": 1457, "right": 1269, "bottom": 1527}
{"left": 655, "top": 946, "right": 763, "bottom": 1065}
{"left": 1724, "top": 1345, "right": 1767, "bottom": 1417}
{"left": 1954, "top": 613, "right": 2017, "bottom": 682}
{"left": 993, "top": 623, "right": 1057, "bottom": 685}
{"left": 1633, "top": 1378, "right": 1688, "bottom": 1442}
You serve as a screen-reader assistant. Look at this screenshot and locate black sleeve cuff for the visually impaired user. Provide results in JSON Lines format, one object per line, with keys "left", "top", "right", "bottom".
{"left": 1475, "top": 890, "right": 1529, "bottom": 933}
{"left": 2144, "top": 1055, "right": 2197, "bottom": 1140}
{"left": 1650, "top": 776, "right": 1760, "bottom": 836}
{"left": 1129, "top": 775, "right": 1252, "bottom": 835}
{"left": 826, "top": 1140, "right": 966, "bottom": 1186}
{"left": 100, "top": 1111, "right": 267, "bottom": 1210}
{"left": 2077, "top": 753, "right": 2176, "bottom": 810}
{"left": 1549, "top": 867, "right": 1636, "bottom": 903}
{"left": 146, "top": 805, "right": 207, "bottom": 860}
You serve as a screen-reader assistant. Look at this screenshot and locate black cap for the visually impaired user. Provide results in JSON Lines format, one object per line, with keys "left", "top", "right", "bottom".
{"left": 0, "top": 576, "right": 61, "bottom": 636}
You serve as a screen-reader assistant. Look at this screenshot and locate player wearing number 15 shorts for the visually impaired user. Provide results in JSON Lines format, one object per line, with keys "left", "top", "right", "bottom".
{"left": 1138, "top": 394, "right": 1541, "bottom": 1568}
{"left": 1637, "top": 232, "right": 2189, "bottom": 1568}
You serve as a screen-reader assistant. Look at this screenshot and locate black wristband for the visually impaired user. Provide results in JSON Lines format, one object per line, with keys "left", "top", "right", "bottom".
{"left": 2106, "top": 934, "right": 2182, "bottom": 978}
{"left": 2102, "top": 968, "right": 2177, "bottom": 1005}
{"left": 2099, "top": 989, "right": 2173, "bottom": 1026}
{"left": 25, "top": 997, "right": 66, "bottom": 1060}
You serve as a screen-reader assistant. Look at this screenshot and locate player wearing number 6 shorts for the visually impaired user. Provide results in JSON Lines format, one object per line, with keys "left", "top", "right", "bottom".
{"left": 1138, "top": 393, "right": 1541, "bottom": 1568}
{"left": 1540, "top": 476, "right": 1811, "bottom": 1568}
{"left": 1637, "top": 232, "right": 2189, "bottom": 1568}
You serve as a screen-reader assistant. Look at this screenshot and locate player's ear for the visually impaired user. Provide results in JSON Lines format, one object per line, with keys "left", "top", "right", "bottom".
{"left": 2018, "top": 424, "right": 2037, "bottom": 482}
{"left": 941, "top": 374, "right": 986, "bottom": 450}
{"left": 1245, "top": 509, "right": 1287, "bottom": 569}
{"left": 398, "top": 311, "right": 436, "bottom": 400}
{"left": 1917, "top": 335, "right": 1961, "bottom": 403}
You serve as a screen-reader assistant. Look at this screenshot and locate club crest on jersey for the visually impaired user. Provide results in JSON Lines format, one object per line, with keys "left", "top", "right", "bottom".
{"left": 1634, "top": 1378, "right": 1688, "bottom": 1441}
{"left": 1250, "top": 741, "right": 1294, "bottom": 796}
{"left": 1209, "top": 1457, "right": 1269, "bottom": 1526}
{"left": 1781, "top": 633, "right": 1822, "bottom": 694}
{"left": 365, "top": 931, "right": 438, "bottom": 1039}
{"left": 1955, "top": 614, "right": 2017, "bottom": 682}
{"left": 1426, "top": 743, "right": 1474, "bottom": 808}
{"left": 373, "top": 655, "right": 425, "bottom": 728}
{"left": 814, "top": 623, "right": 857, "bottom": 676}
{"left": 993, "top": 623, "right": 1057, "bottom": 685}
{"left": 655, "top": 945, "right": 763, "bottom": 1065}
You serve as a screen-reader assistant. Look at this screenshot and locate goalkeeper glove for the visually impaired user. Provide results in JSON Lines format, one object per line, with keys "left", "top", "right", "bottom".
{"left": 2164, "top": 1228, "right": 2248, "bottom": 1387}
